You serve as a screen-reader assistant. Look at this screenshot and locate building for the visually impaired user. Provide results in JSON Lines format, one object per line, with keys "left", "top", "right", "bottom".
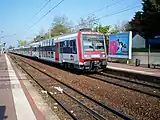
{"left": 132, "top": 34, "right": 146, "bottom": 48}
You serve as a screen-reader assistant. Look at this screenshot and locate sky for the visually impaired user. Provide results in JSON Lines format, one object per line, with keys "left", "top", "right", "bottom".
{"left": 0, "top": 0, "right": 142, "bottom": 47}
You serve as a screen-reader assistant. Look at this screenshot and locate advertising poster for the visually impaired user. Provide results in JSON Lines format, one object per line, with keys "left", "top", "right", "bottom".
{"left": 108, "top": 31, "right": 132, "bottom": 59}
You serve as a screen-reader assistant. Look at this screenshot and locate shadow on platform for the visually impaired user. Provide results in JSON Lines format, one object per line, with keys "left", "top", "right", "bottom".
{"left": 0, "top": 106, "right": 8, "bottom": 120}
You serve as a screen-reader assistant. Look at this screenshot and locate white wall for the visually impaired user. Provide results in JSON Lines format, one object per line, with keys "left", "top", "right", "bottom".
{"left": 109, "top": 52, "right": 160, "bottom": 65}
{"left": 131, "top": 52, "right": 160, "bottom": 64}
{"left": 132, "top": 34, "right": 146, "bottom": 48}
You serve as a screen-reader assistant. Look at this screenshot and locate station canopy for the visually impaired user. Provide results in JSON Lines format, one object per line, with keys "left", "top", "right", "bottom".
{"left": 148, "top": 36, "right": 160, "bottom": 44}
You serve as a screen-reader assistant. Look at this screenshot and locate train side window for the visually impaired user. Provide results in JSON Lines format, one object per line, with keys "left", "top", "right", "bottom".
{"left": 48, "top": 40, "right": 50, "bottom": 46}
{"left": 63, "top": 41, "right": 65, "bottom": 47}
{"left": 48, "top": 52, "right": 50, "bottom": 58}
{"left": 67, "top": 40, "right": 70, "bottom": 47}
{"left": 44, "top": 51, "right": 46, "bottom": 57}
{"left": 60, "top": 42, "right": 64, "bottom": 53}
{"left": 53, "top": 45, "right": 55, "bottom": 51}
{"left": 43, "top": 51, "right": 44, "bottom": 57}
{"left": 51, "top": 52, "right": 53, "bottom": 58}
{"left": 52, "top": 39, "right": 54, "bottom": 46}
{"left": 70, "top": 40, "right": 73, "bottom": 46}
{"left": 72, "top": 40, "right": 77, "bottom": 54}
{"left": 46, "top": 51, "right": 48, "bottom": 57}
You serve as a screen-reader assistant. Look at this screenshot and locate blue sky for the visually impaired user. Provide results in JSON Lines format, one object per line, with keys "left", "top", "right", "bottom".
{"left": 0, "top": 0, "right": 142, "bottom": 47}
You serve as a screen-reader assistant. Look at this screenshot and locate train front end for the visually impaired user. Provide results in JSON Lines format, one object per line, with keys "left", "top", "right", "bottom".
{"left": 80, "top": 32, "right": 107, "bottom": 72}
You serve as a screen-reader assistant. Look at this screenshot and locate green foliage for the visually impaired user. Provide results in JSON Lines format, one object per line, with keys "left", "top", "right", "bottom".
{"left": 18, "top": 40, "right": 27, "bottom": 46}
{"left": 33, "top": 35, "right": 44, "bottom": 42}
{"left": 94, "top": 25, "right": 110, "bottom": 34}
{"left": 110, "top": 24, "right": 121, "bottom": 34}
{"left": 51, "top": 15, "right": 72, "bottom": 36}
{"left": 51, "top": 24, "right": 71, "bottom": 37}
{"left": 110, "top": 21, "right": 131, "bottom": 34}
{"left": 129, "top": 0, "right": 160, "bottom": 39}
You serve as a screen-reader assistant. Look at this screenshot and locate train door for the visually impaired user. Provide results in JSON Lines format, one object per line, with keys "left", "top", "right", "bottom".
{"left": 55, "top": 42, "right": 59, "bottom": 62}
{"left": 39, "top": 45, "right": 41, "bottom": 58}
{"left": 30, "top": 46, "right": 32, "bottom": 56}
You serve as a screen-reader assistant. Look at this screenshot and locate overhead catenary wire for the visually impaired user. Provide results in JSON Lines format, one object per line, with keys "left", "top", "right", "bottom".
{"left": 33, "top": 0, "right": 52, "bottom": 18}
{"left": 73, "top": 4, "right": 141, "bottom": 29}
{"left": 0, "top": 34, "right": 16, "bottom": 39}
{"left": 82, "top": 0, "right": 126, "bottom": 17}
{"left": 27, "top": 0, "right": 65, "bottom": 31}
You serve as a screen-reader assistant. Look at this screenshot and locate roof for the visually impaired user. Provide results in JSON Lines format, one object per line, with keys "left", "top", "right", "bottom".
{"left": 148, "top": 38, "right": 160, "bottom": 44}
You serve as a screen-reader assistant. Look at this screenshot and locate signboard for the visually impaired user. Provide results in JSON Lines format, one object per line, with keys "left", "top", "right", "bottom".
{"left": 82, "top": 34, "right": 104, "bottom": 40}
{"left": 108, "top": 31, "right": 132, "bottom": 59}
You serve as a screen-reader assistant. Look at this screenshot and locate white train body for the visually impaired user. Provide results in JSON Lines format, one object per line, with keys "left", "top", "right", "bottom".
{"left": 10, "top": 31, "right": 108, "bottom": 71}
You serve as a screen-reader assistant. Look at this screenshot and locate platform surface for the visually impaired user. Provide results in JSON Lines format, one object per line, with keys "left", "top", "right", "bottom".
{"left": 0, "top": 54, "right": 59, "bottom": 120}
{"left": 107, "top": 62, "right": 160, "bottom": 77}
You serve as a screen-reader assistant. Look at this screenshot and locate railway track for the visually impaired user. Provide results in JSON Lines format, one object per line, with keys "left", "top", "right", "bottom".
{"left": 10, "top": 55, "right": 133, "bottom": 120}
{"left": 87, "top": 72, "right": 160, "bottom": 98}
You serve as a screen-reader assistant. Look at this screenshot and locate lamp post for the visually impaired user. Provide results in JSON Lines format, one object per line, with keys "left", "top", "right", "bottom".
{"left": 0, "top": 33, "right": 16, "bottom": 54}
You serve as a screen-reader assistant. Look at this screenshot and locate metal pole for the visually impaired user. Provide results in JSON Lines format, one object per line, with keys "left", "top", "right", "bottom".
{"left": 97, "top": 23, "right": 99, "bottom": 32}
{"left": 49, "top": 29, "right": 51, "bottom": 38}
{"left": 148, "top": 44, "right": 150, "bottom": 68}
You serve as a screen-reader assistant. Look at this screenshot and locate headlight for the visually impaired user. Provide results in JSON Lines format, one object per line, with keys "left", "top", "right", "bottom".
{"left": 84, "top": 54, "right": 91, "bottom": 58}
{"left": 101, "top": 54, "right": 106, "bottom": 57}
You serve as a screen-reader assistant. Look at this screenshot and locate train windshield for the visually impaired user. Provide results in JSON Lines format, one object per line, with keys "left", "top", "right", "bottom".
{"left": 82, "top": 34, "right": 105, "bottom": 51}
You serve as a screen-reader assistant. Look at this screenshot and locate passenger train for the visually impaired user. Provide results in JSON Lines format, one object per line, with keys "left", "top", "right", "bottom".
{"left": 10, "top": 29, "right": 108, "bottom": 72}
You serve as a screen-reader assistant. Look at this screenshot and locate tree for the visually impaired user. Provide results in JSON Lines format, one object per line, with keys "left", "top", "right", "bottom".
{"left": 33, "top": 28, "right": 50, "bottom": 42}
{"left": 8, "top": 46, "right": 15, "bottom": 49}
{"left": 77, "top": 14, "right": 99, "bottom": 30}
{"left": 109, "top": 21, "right": 131, "bottom": 34}
{"left": 50, "top": 15, "right": 72, "bottom": 36}
{"left": 33, "top": 35, "right": 43, "bottom": 42}
{"left": 120, "top": 21, "right": 131, "bottom": 32}
{"left": 129, "top": 0, "right": 160, "bottom": 39}
{"left": 18, "top": 40, "right": 27, "bottom": 46}
{"left": 51, "top": 24, "right": 71, "bottom": 37}
{"left": 110, "top": 24, "right": 121, "bottom": 34}
{"left": 93, "top": 25, "right": 110, "bottom": 34}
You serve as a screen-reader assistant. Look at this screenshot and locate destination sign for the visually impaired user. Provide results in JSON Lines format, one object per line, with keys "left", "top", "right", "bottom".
{"left": 82, "top": 34, "right": 104, "bottom": 40}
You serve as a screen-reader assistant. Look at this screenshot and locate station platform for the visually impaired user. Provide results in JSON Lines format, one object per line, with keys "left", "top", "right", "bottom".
{"left": 0, "top": 54, "right": 59, "bottom": 120}
{"left": 107, "top": 62, "right": 160, "bottom": 78}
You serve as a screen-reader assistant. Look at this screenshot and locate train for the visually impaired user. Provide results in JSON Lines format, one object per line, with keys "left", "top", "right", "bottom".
{"left": 9, "top": 29, "right": 108, "bottom": 72}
